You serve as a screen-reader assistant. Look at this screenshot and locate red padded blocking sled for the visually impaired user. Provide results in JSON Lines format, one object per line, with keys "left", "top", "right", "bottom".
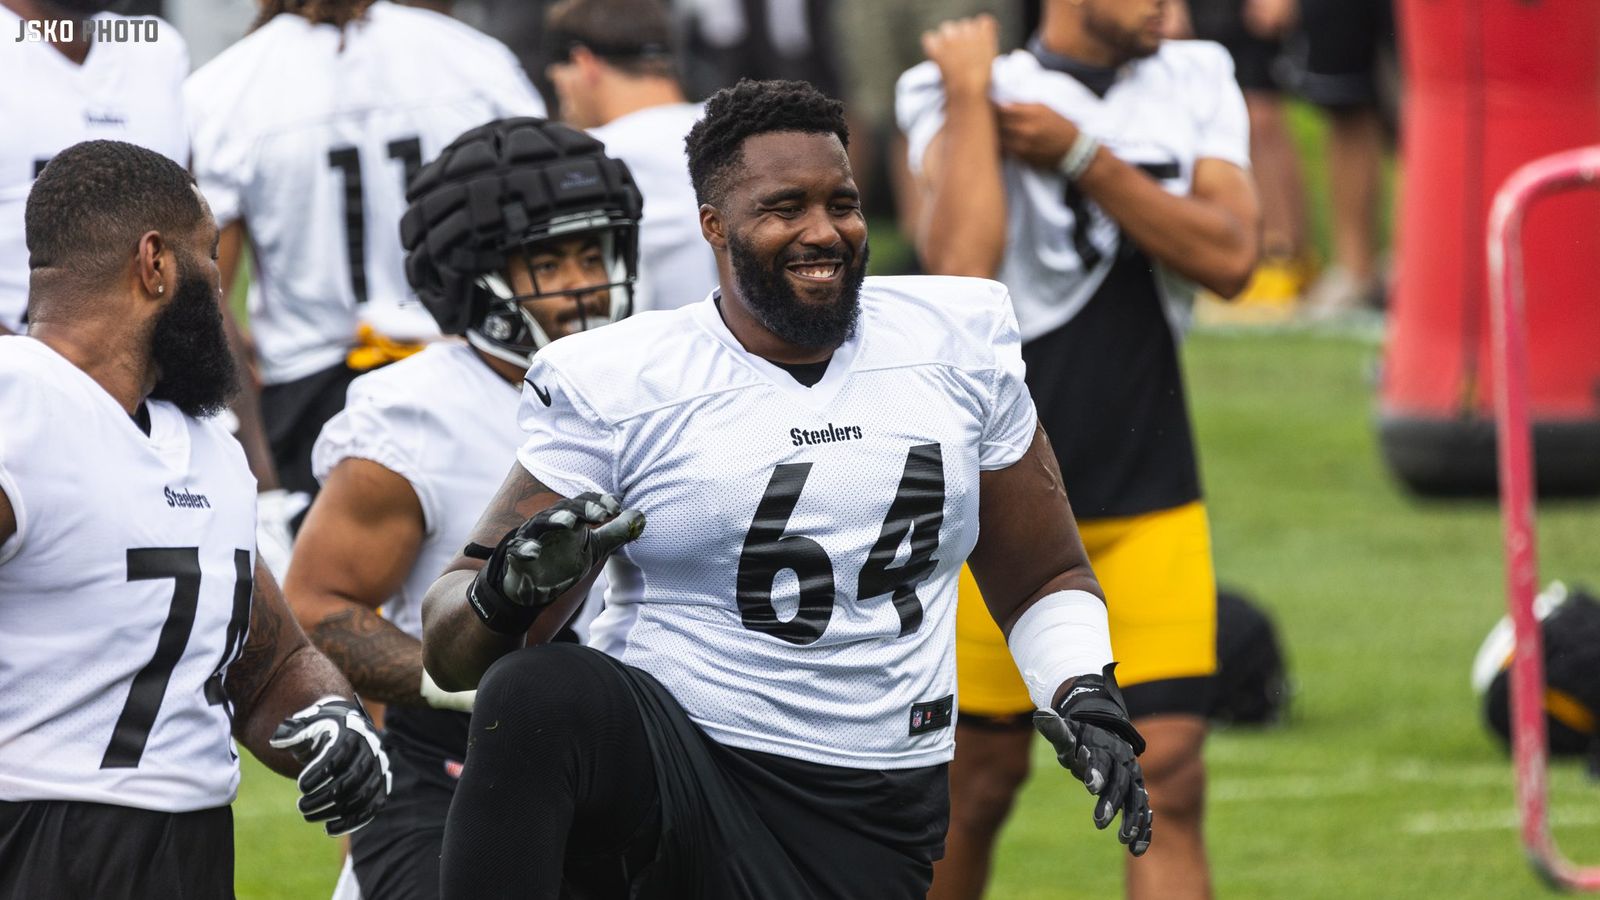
{"left": 1379, "top": 0, "right": 1600, "bottom": 494}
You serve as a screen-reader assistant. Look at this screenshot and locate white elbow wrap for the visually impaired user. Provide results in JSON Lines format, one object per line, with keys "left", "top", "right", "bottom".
{"left": 1006, "top": 590, "right": 1114, "bottom": 711}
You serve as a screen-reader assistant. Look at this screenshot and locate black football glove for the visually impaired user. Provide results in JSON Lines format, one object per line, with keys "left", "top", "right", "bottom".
{"left": 268, "top": 697, "right": 392, "bottom": 837}
{"left": 467, "top": 492, "right": 645, "bottom": 634}
{"left": 1033, "top": 663, "right": 1154, "bottom": 856}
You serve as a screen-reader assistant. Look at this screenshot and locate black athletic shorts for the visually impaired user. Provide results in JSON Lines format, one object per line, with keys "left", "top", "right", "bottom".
{"left": 350, "top": 707, "right": 470, "bottom": 900}
{"left": 259, "top": 361, "right": 363, "bottom": 500}
{"left": 1188, "top": 0, "right": 1283, "bottom": 93}
{"left": 582, "top": 648, "right": 949, "bottom": 899}
{"left": 1282, "top": 0, "right": 1396, "bottom": 108}
{"left": 0, "top": 800, "right": 233, "bottom": 898}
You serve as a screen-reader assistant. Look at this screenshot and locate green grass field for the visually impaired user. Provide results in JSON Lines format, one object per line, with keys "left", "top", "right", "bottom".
{"left": 232, "top": 327, "right": 1600, "bottom": 898}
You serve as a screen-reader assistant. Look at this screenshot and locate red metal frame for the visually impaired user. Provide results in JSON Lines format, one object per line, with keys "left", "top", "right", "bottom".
{"left": 1488, "top": 145, "right": 1600, "bottom": 890}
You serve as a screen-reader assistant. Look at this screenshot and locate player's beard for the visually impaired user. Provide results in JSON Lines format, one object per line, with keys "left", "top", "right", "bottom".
{"left": 148, "top": 254, "right": 238, "bottom": 419}
{"left": 729, "top": 233, "right": 868, "bottom": 351}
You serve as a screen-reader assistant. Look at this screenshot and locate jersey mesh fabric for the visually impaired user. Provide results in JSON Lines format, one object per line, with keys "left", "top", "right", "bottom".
{"left": 516, "top": 277, "right": 1035, "bottom": 768}
{"left": 0, "top": 338, "right": 257, "bottom": 811}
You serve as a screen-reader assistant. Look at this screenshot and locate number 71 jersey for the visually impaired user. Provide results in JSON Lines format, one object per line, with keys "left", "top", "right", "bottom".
{"left": 516, "top": 276, "right": 1037, "bottom": 768}
{"left": 0, "top": 338, "right": 257, "bottom": 812}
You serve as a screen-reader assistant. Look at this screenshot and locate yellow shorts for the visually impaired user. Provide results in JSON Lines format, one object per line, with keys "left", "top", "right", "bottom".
{"left": 956, "top": 501, "right": 1217, "bottom": 719}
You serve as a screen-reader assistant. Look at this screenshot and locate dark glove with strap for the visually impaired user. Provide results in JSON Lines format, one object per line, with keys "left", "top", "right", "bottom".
{"left": 466, "top": 492, "right": 645, "bottom": 635}
{"left": 1033, "top": 662, "right": 1154, "bottom": 856}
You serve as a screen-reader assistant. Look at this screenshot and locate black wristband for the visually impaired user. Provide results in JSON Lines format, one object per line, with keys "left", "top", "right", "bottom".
{"left": 466, "top": 567, "right": 539, "bottom": 636}
{"left": 1055, "top": 664, "right": 1147, "bottom": 755}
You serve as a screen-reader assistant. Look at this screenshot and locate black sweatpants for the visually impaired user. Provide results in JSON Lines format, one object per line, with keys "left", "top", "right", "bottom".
{"left": 441, "top": 644, "right": 947, "bottom": 899}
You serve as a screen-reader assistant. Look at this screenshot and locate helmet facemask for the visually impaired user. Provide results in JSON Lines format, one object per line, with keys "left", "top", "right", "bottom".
{"left": 465, "top": 211, "right": 638, "bottom": 369}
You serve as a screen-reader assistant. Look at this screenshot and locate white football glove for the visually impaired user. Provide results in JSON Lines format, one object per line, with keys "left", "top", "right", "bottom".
{"left": 269, "top": 696, "right": 392, "bottom": 837}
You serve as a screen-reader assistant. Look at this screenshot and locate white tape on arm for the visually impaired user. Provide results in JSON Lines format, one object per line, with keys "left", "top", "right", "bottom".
{"left": 1006, "top": 589, "right": 1114, "bottom": 710}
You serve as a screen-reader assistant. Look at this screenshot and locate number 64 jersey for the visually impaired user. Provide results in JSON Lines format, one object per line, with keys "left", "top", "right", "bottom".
{"left": 0, "top": 338, "right": 257, "bottom": 812}
{"left": 517, "top": 276, "right": 1037, "bottom": 769}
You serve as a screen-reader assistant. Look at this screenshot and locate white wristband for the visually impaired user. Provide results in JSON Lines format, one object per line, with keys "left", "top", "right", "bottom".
{"left": 421, "top": 668, "right": 477, "bottom": 713}
{"left": 1057, "top": 132, "right": 1101, "bottom": 182}
{"left": 1006, "top": 589, "right": 1114, "bottom": 710}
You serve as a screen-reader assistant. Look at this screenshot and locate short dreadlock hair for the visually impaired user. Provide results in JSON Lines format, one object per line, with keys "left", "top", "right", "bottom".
{"left": 684, "top": 79, "right": 849, "bottom": 208}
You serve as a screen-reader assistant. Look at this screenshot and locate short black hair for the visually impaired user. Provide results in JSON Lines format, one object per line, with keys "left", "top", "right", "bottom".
{"left": 25, "top": 140, "right": 205, "bottom": 280}
{"left": 685, "top": 79, "right": 849, "bottom": 207}
{"left": 545, "top": 0, "right": 676, "bottom": 79}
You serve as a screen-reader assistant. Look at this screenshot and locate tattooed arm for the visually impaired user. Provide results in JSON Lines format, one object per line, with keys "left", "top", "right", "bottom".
{"left": 228, "top": 559, "right": 360, "bottom": 778}
{"left": 421, "top": 464, "right": 565, "bottom": 691}
{"left": 283, "top": 458, "right": 428, "bottom": 707}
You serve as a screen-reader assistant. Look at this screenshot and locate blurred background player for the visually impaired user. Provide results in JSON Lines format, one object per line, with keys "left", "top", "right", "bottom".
{"left": 184, "top": 0, "right": 547, "bottom": 579}
{"left": 1281, "top": 0, "right": 1395, "bottom": 319}
{"left": 0, "top": 140, "right": 389, "bottom": 896}
{"left": 1181, "top": 0, "right": 1308, "bottom": 316}
{"left": 542, "top": 0, "right": 717, "bottom": 311}
{"left": 831, "top": 0, "right": 1020, "bottom": 263}
{"left": 0, "top": 0, "right": 189, "bottom": 336}
{"left": 898, "top": 2, "right": 1260, "bottom": 898}
{"left": 285, "top": 116, "right": 641, "bottom": 900}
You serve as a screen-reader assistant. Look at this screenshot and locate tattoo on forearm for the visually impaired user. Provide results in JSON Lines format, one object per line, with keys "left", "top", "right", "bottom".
{"left": 467, "top": 467, "right": 559, "bottom": 548}
{"left": 225, "top": 587, "right": 287, "bottom": 715}
{"left": 310, "top": 606, "right": 425, "bottom": 707}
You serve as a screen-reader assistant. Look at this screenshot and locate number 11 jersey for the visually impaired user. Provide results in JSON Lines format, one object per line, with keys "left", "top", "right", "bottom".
{"left": 516, "top": 276, "right": 1037, "bottom": 769}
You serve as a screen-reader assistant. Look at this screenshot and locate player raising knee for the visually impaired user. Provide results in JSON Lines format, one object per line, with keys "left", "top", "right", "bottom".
{"left": 420, "top": 79, "right": 1151, "bottom": 900}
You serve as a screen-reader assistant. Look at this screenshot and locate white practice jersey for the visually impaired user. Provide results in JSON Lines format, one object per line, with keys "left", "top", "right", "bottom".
{"left": 517, "top": 277, "right": 1037, "bottom": 768}
{"left": 896, "top": 41, "right": 1250, "bottom": 341}
{"left": 0, "top": 9, "right": 189, "bottom": 332}
{"left": 588, "top": 103, "right": 718, "bottom": 313}
{"left": 311, "top": 341, "right": 523, "bottom": 640}
{"left": 0, "top": 338, "right": 257, "bottom": 811}
{"left": 185, "top": 1, "right": 546, "bottom": 385}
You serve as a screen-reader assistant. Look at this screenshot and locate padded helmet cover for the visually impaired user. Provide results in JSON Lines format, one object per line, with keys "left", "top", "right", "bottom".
{"left": 400, "top": 117, "right": 644, "bottom": 338}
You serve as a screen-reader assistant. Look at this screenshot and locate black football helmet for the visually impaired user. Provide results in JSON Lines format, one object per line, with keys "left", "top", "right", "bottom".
{"left": 400, "top": 117, "right": 642, "bottom": 367}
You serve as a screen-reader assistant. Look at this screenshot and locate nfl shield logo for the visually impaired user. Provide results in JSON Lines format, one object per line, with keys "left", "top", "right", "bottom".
{"left": 912, "top": 711, "right": 923, "bottom": 728}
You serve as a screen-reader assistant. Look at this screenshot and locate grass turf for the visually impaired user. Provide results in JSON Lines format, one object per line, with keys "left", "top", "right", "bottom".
{"left": 233, "top": 327, "right": 1598, "bottom": 897}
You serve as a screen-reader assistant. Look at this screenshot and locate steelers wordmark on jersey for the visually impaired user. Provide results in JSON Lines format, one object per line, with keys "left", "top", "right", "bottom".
{"left": 0, "top": 337, "right": 257, "bottom": 812}
{"left": 516, "top": 276, "right": 1036, "bottom": 768}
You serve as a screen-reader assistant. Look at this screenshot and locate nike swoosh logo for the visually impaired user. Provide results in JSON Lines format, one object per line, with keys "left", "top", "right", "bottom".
{"left": 530, "top": 382, "right": 552, "bottom": 406}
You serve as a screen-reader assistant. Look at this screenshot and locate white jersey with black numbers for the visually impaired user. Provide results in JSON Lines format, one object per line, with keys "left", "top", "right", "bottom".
{"left": 896, "top": 41, "right": 1250, "bottom": 341}
{"left": 0, "top": 338, "right": 257, "bottom": 812}
{"left": 184, "top": 1, "right": 546, "bottom": 385}
{"left": 0, "top": 8, "right": 189, "bottom": 332}
{"left": 588, "top": 103, "right": 718, "bottom": 313}
{"left": 516, "top": 277, "right": 1037, "bottom": 768}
